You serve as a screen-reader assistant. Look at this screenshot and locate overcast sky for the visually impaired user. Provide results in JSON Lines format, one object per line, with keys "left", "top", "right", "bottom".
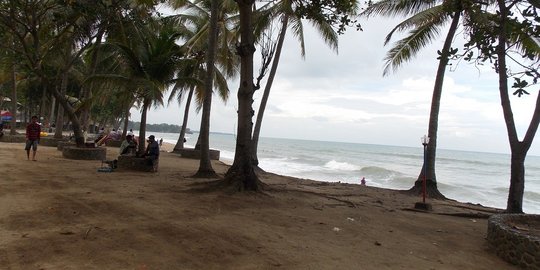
{"left": 130, "top": 16, "right": 540, "bottom": 156}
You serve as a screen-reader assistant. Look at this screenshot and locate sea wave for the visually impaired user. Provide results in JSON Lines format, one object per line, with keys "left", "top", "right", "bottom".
{"left": 360, "top": 166, "right": 404, "bottom": 181}
{"left": 323, "top": 160, "right": 361, "bottom": 171}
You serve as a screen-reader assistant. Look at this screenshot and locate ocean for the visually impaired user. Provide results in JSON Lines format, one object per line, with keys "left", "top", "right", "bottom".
{"left": 146, "top": 131, "right": 540, "bottom": 214}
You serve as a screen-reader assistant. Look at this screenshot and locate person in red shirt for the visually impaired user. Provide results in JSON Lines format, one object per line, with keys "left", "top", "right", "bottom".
{"left": 25, "top": 115, "right": 41, "bottom": 161}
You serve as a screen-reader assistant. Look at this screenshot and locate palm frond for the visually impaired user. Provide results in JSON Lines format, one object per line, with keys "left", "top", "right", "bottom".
{"left": 383, "top": 22, "right": 444, "bottom": 75}
{"left": 384, "top": 5, "right": 448, "bottom": 45}
{"left": 362, "top": 0, "right": 439, "bottom": 18}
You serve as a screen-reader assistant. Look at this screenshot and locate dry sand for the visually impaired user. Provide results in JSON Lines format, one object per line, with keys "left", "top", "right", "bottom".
{"left": 0, "top": 142, "right": 517, "bottom": 269}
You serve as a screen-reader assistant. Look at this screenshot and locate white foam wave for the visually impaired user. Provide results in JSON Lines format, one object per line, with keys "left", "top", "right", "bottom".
{"left": 323, "top": 160, "right": 360, "bottom": 171}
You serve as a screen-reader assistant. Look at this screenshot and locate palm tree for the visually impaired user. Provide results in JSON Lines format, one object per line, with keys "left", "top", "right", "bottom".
{"left": 251, "top": 0, "right": 346, "bottom": 166}
{"left": 362, "top": 0, "right": 477, "bottom": 198}
{"left": 165, "top": 0, "right": 238, "bottom": 152}
{"left": 96, "top": 18, "right": 188, "bottom": 154}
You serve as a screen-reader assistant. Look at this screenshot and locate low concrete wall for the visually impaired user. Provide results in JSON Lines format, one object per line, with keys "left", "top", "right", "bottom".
{"left": 117, "top": 155, "right": 153, "bottom": 172}
{"left": 57, "top": 141, "right": 75, "bottom": 151}
{"left": 0, "top": 134, "right": 66, "bottom": 148}
{"left": 62, "top": 146, "right": 106, "bottom": 160}
{"left": 105, "top": 140, "right": 122, "bottom": 147}
{"left": 39, "top": 137, "right": 62, "bottom": 147}
{"left": 487, "top": 214, "right": 540, "bottom": 269}
{"left": 177, "top": 148, "right": 220, "bottom": 160}
{"left": 0, "top": 134, "right": 26, "bottom": 143}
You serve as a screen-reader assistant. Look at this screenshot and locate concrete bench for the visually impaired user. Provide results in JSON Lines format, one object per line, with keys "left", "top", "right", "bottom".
{"left": 116, "top": 155, "right": 155, "bottom": 172}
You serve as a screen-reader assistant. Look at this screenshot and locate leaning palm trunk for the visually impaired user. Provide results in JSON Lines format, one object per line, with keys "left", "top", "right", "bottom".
{"left": 409, "top": 12, "right": 461, "bottom": 199}
{"left": 174, "top": 87, "right": 194, "bottom": 151}
{"left": 495, "top": 0, "right": 540, "bottom": 213}
{"left": 251, "top": 14, "right": 290, "bottom": 167}
{"left": 51, "top": 73, "right": 84, "bottom": 147}
{"left": 137, "top": 100, "right": 149, "bottom": 155}
{"left": 54, "top": 73, "right": 68, "bottom": 139}
{"left": 194, "top": 0, "right": 219, "bottom": 178}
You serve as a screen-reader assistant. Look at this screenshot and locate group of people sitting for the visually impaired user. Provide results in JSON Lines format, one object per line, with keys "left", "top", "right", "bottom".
{"left": 118, "top": 134, "right": 160, "bottom": 172}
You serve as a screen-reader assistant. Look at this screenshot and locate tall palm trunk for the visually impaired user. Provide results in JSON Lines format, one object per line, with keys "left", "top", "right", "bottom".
{"left": 409, "top": 12, "right": 461, "bottom": 199}
{"left": 251, "top": 14, "right": 290, "bottom": 166}
{"left": 223, "top": 0, "right": 261, "bottom": 191}
{"left": 121, "top": 107, "right": 130, "bottom": 140}
{"left": 195, "top": 0, "right": 219, "bottom": 178}
{"left": 10, "top": 62, "right": 17, "bottom": 135}
{"left": 54, "top": 73, "right": 68, "bottom": 139}
{"left": 138, "top": 99, "right": 150, "bottom": 155}
{"left": 49, "top": 95, "right": 55, "bottom": 130}
{"left": 174, "top": 87, "right": 194, "bottom": 151}
{"left": 495, "top": 0, "right": 540, "bottom": 213}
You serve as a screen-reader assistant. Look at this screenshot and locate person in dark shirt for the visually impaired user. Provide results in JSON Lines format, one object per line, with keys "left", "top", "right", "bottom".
{"left": 25, "top": 115, "right": 41, "bottom": 161}
{"left": 145, "top": 135, "right": 160, "bottom": 172}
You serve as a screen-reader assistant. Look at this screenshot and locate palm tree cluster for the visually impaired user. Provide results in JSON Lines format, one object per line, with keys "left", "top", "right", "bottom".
{"left": 0, "top": 0, "right": 538, "bottom": 213}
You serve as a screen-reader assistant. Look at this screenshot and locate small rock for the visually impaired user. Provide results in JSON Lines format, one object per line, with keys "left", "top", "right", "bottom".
{"left": 374, "top": 241, "right": 382, "bottom": 246}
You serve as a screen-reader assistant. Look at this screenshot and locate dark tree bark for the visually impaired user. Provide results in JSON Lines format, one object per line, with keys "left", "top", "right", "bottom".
{"left": 137, "top": 99, "right": 149, "bottom": 155}
{"left": 222, "top": 0, "right": 262, "bottom": 191}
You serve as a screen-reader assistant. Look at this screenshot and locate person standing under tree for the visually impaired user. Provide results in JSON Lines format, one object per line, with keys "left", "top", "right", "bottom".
{"left": 25, "top": 115, "right": 41, "bottom": 161}
{"left": 145, "top": 135, "right": 160, "bottom": 172}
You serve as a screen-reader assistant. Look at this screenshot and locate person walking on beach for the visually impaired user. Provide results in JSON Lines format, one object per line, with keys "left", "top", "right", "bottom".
{"left": 25, "top": 115, "right": 41, "bottom": 161}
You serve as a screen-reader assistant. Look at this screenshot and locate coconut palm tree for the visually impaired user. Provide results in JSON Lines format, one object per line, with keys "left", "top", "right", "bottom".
{"left": 95, "top": 18, "right": 189, "bottom": 154}
{"left": 362, "top": 0, "right": 480, "bottom": 198}
{"left": 251, "top": 0, "right": 350, "bottom": 166}
{"left": 165, "top": 0, "right": 238, "bottom": 152}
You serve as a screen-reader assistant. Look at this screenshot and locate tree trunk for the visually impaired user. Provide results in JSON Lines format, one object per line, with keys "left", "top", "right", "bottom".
{"left": 39, "top": 84, "right": 47, "bottom": 119}
{"left": 194, "top": 0, "right": 219, "bottom": 178}
{"left": 138, "top": 100, "right": 149, "bottom": 155}
{"left": 496, "top": 0, "right": 540, "bottom": 213}
{"left": 174, "top": 87, "right": 194, "bottom": 151}
{"left": 54, "top": 74, "right": 67, "bottom": 139}
{"left": 121, "top": 108, "right": 129, "bottom": 141}
{"left": 10, "top": 61, "right": 17, "bottom": 135}
{"left": 409, "top": 12, "right": 461, "bottom": 199}
{"left": 251, "top": 14, "right": 290, "bottom": 166}
{"left": 46, "top": 70, "right": 85, "bottom": 146}
{"left": 49, "top": 95, "right": 55, "bottom": 131}
{"left": 223, "top": 0, "right": 261, "bottom": 191}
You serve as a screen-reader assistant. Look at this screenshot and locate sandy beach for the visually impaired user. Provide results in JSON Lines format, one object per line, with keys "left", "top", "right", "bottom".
{"left": 0, "top": 142, "right": 517, "bottom": 269}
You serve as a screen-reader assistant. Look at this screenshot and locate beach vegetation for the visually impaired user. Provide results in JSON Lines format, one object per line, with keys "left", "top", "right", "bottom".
{"left": 459, "top": 0, "right": 540, "bottom": 213}
{"left": 220, "top": 0, "right": 359, "bottom": 191}
{"left": 362, "top": 0, "right": 492, "bottom": 199}
{"left": 166, "top": 0, "right": 238, "bottom": 156}
{"left": 250, "top": 0, "right": 352, "bottom": 168}
{"left": 91, "top": 16, "right": 190, "bottom": 155}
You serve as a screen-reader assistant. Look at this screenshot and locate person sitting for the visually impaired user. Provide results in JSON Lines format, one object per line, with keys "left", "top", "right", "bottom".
{"left": 119, "top": 135, "right": 137, "bottom": 156}
{"left": 144, "top": 135, "right": 160, "bottom": 172}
